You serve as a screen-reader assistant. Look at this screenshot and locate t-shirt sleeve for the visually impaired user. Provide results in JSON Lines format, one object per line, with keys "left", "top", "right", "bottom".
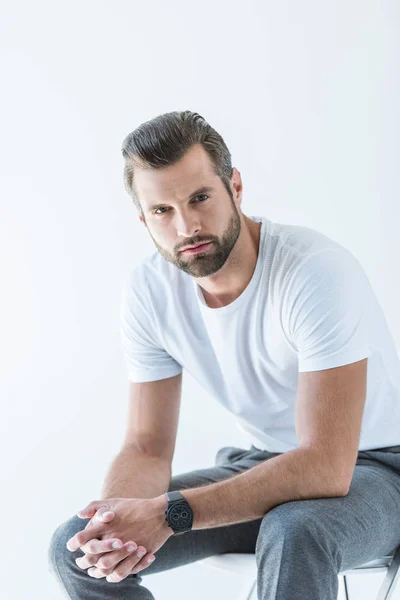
{"left": 120, "top": 266, "right": 183, "bottom": 383}
{"left": 284, "top": 248, "right": 371, "bottom": 372}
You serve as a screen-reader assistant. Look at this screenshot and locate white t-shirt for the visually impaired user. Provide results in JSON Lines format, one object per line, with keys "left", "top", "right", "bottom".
{"left": 120, "top": 215, "right": 400, "bottom": 453}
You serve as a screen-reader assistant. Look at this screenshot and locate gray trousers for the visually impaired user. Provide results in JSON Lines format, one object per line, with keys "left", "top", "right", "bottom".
{"left": 48, "top": 444, "right": 400, "bottom": 599}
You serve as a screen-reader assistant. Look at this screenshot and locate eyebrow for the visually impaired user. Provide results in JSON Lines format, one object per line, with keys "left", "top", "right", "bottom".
{"left": 148, "top": 185, "right": 215, "bottom": 212}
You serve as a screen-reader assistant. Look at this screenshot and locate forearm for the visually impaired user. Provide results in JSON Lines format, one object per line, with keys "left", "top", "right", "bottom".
{"left": 179, "top": 447, "right": 347, "bottom": 530}
{"left": 101, "top": 445, "right": 171, "bottom": 499}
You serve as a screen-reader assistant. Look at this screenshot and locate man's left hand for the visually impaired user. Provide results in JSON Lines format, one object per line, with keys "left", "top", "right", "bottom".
{"left": 66, "top": 496, "right": 172, "bottom": 582}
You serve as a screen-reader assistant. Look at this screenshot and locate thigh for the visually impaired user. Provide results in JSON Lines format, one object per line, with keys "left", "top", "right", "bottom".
{"left": 257, "top": 460, "right": 400, "bottom": 574}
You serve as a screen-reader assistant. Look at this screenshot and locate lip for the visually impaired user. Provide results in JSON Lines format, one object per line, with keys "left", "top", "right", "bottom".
{"left": 180, "top": 242, "right": 213, "bottom": 254}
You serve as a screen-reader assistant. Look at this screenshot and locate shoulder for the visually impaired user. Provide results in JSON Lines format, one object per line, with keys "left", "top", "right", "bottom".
{"left": 266, "top": 220, "right": 364, "bottom": 299}
{"left": 269, "top": 219, "right": 350, "bottom": 263}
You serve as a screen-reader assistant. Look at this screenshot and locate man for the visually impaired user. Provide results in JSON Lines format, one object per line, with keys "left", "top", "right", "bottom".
{"left": 48, "top": 110, "right": 400, "bottom": 600}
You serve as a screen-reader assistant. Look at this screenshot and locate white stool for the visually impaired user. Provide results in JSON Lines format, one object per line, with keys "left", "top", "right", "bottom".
{"left": 198, "top": 544, "right": 400, "bottom": 600}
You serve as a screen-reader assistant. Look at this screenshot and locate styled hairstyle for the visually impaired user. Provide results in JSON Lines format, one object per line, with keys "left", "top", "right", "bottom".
{"left": 121, "top": 110, "right": 233, "bottom": 215}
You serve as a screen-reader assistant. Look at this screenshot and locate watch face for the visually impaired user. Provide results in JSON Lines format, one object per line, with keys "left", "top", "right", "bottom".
{"left": 169, "top": 503, "right": 193, "bottom": 531}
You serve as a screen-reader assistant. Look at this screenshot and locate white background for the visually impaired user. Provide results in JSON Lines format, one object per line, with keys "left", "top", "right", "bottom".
{"left": 0, "top": 1, "right": 399, "bottom": 599}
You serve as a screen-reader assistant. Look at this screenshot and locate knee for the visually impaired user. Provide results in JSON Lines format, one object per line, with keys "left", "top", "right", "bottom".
{"left": 48, "top": 514, "right": 90, "bottom": 575}
{"left": 256, "top": 503, "right": 302, "bottom": 554}
{"left": 256, "top": 502, "right": 340, "bottom": 565}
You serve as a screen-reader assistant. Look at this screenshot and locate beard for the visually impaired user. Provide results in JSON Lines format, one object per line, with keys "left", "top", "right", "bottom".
{"left": 151, "top": 201, "right": 242, "bottom": 278}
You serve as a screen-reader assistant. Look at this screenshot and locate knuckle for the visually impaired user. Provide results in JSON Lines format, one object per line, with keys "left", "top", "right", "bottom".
{"left": 113, "top": 566, "right": 125, "bottom": 578}
{"left": 82, "top": 554, "right": 95, "bottom": 568}
{"left": 87, "top": 554, "right": 98, "bottom": 566}
{"left": 96, "top": 558, "right": 108, "bottom": 570}
{"left": 97, "top": 570, "right": 108, "bottom": 579}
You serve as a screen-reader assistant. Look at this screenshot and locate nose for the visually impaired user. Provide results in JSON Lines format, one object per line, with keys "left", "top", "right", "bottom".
{"left": 175, "top": 214, "right": 201, "bottom": 241}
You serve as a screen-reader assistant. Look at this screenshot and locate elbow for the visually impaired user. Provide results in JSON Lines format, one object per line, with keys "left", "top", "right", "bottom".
{"left": 330, "top": 483, "right": 350, "bottom": 497}
{"left": 311, "top": 455, "right": 352, "bottom": 497}
{"left": 317, "top": 479, "right": 349, "bottom": 498}
{"left": 337, "top": 480, "right": 351, "bottom": 496}
{"left": 327, "top": 472, "right": 351, "bottom": 497}
{"left": 320, "top": 480, "right": 349, "bottom": 498}
{"left": 333, "top": 465, "right": 353, "bottom": 496}
{"left": 299, "top": 446, "right": 352, "bottom": 497}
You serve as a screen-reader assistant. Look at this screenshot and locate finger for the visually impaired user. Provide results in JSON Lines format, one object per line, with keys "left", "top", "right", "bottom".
{"left": 75, "top": 552, "right": 102, "bottom": 571}
{"left": 94, "top": 508, "right": 115, "bottom": 523}
{"left": 75, "top": 544, "right": 129, "bottom": 571}
{"left": 76, "top": 544, "right": 133, "bottom": 575}
{"left": 77, "top": 501, "right": 109, "bottom": 518}
{"left": 84, "top": 509, "right": 114, "bottom": 532}
{"left": 130, "top": 552, "right": 156, "bottom": 576}
{"left": 66, "top": 524, "right": 105, "bottom": 552}
{"left": 80, "top": 537, "right": 125, "bottom": 555}
{"left": 86, "top": 543, "right": 141, "bottom": 580}
{"left": 94, "top": 541, "right": 138, "bottom": 571}
{"left": 84, "top": 518, "right": 95, "bottom": 531}
{"left": 83, "top": 509, "right": 115, "bottom": 531}
{"left": 106, "top": 548, "right": 155, "bottom": 583}
{"left": 87, "top": 564, "right": 114, "bottom": 578}
{"left": 77, "top": 507, "right": 97, "bottom": 519}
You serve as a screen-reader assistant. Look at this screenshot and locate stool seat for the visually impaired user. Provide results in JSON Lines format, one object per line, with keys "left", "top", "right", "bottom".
{"left": 199, "top": 553, "right": 257, "bottom": 576}
{"left": 198, "top": 546, "right": 400, "bottom": 600}
{"left": 199, "top": 552, "right": 394, "bottom": 576}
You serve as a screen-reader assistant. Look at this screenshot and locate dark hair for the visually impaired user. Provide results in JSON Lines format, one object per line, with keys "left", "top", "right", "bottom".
{"left": 121, "top": 110, "right": 233, "bottom": 215}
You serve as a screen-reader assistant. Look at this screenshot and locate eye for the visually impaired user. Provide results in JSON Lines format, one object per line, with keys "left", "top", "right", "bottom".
{"left": 153, "top": 194, "right": 209, "bottom": 215}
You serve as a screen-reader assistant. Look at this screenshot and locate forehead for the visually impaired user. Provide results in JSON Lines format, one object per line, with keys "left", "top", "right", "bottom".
{"left": 134, "top": 144, "right": 218, "bottom": 207}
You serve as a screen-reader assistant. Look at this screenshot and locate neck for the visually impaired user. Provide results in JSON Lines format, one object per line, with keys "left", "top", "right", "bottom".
{"left": 196, "top": 216, "right": 261, "bottom": 308}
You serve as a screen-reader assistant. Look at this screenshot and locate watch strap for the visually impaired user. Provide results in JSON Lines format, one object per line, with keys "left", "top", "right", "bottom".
{"left": 166, "top": 490, "right": 185, "bottom": 503}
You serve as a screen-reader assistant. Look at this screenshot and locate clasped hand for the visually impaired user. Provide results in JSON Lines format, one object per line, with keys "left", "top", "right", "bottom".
{"left": 66, "top": 496, "right": 172, "bottom": 583}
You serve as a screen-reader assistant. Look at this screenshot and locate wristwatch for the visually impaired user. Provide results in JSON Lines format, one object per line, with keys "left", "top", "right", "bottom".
{"left": 164, "top": 490, "right": 194, "bottom": 535}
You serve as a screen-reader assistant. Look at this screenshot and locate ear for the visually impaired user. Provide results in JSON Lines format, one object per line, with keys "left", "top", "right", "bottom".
{"left": 231, "top": 167, "right": 243, "bottom": 205}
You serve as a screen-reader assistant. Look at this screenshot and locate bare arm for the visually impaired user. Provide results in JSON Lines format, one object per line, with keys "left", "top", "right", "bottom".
{"left": 100, "top": 446, "right": 172, "bottom": 499}
{"left": 100, "top": 372, "right": 182, "bottom": 500}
